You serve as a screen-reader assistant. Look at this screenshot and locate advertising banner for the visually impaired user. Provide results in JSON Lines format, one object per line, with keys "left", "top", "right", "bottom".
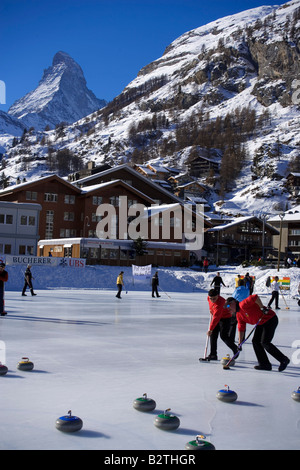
{"left": 132, "top": 264, "right": 152, "bottom": 283}
{"left": 5, "top": 255, "right": 86, "bottom": 268}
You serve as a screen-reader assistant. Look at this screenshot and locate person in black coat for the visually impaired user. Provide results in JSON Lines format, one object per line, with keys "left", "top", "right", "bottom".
{"left": 210, "top": 272, "right": 227, "bottom": 295}
{"left": 0, "top": 262, "right": 8, "bottom": 315}
{"left": 152, "top": 272, "right": 160, "bottom": 298}
{"left": 22, "top": 264, "right": 37, "bottom": 296}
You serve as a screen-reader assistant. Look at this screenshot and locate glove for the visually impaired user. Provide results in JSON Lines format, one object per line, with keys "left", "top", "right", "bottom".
{"left": 261, "top": 306, "right": 270, "bottom": 315}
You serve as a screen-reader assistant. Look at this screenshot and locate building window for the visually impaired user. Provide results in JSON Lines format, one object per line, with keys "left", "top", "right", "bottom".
{"left": 0, "top": 214, "right": 13, "bottom": 224}
{"left": 45, "top": 211, "right": 54, "bottom": 239}
{"left": 92, "top": 213, "right": 102, "bottom": 223}
{"left": 26, "top": 191, "right": 37, "bottom": 201}
{"left": 20, "top": 215, "right": 36, "bottom": 226}
{"left": 63, "top": 212, "right": 75, "bottom": 221}
{"left": 101, "top": 248, "right": 109, "bottom": 259}
{"left": 0, "top": 244, "right": 12, "bottom": 254}
{"left": 60, "top": 228, "right": 77, "bottom": 237}
{"left": 44, "top": 193, "right": 58, "bottom": 202}
{"left": 109, "top": 196, "right": 119, "bottom": 207}
{"left": 92, "top": 196, "right": 103, "bottom": 205}
{"left": 128, "top": 199, "right": 138, "bottom": 207}
{"left": 64, "top": 194, "right": 75, "bottom": 204}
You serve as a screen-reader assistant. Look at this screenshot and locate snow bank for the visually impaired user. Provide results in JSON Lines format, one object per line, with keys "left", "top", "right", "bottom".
{"left": 5, "top": 263, "right": 300, "bottom": 297}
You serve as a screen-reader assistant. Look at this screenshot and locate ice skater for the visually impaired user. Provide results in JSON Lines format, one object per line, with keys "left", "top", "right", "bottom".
{"left": 22, "top": 264, "right": 37, "bottom": 296}
{"left": 204, "top": 288, "right": 239, "bottom": 361}
{"left": 116, "top": 271, "right": 124, "bottom": 299}
{"left": 267, "top": 276, "right": 280, "bottom": 310}
{"left": 151, "top": 271, "right": 160, "bottom": 298}
{"left": 0, "top": 262, "right": 8, "bottom": 315}
{"left": 226, "top": 294, "right": 289, "bottom": 371}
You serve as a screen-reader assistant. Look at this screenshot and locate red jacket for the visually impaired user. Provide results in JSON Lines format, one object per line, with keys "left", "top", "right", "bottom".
{"left": 237, "top": 294, "right": 275, "bottom": 332}
{"left": 208, "top": 295, "right": 231, "bottom": 331}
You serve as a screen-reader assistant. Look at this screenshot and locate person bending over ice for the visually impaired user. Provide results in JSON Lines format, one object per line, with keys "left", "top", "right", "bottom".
{"left": 205, "top": 288, "right": 239, "bottom": 361}
{"left": 226, "top": 294, "right": 289, "bottom": 372}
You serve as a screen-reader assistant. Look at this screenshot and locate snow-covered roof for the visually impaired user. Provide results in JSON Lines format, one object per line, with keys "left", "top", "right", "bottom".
{"left": 268, "top": 205, "right": 300, "bottom": 222}
{"left": 74, "top": 164, "right": 184, "bottom": 204}
{"left": 0, "top": 173, "right": 81, "bottom": 194}
{"left": 208, "top": 216, "right": 279, "bottom": 233}
{"left": 80, "top": 179, "right": 156, "bottom": 203}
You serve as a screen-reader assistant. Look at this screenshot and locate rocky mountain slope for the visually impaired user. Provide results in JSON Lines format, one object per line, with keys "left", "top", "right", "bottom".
{"left": 1, "top": 1, "right": 300, "bottom": 217}
{"left": 7, "top": 51, "right": 107, "bottom": 130}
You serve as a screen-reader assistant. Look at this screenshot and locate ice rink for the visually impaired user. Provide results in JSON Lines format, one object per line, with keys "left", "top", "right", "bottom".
{"left": 0, "top": 288, "right": 299, "bottom": 451}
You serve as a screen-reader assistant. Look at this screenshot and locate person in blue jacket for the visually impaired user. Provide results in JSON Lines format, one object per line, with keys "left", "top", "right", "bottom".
{"left": 229, "top": 279, "right": 249, "bottom": 343}
{"left": 232, "top": 279, "right": 249, "bottom": 302}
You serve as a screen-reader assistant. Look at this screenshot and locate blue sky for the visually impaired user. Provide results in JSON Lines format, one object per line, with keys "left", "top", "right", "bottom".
{"left": 1, "top": 0, "right": 287, "bottom": 111}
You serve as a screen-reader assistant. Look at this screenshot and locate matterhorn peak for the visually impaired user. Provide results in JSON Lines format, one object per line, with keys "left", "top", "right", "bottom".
{"left": 52, "top": 50, "right": 76, "bottom": 65}
{"left": 8, "top": 51, "right": 106, "bottom": 130}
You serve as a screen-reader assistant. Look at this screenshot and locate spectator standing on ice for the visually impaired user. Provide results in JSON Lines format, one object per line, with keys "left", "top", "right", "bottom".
{"left": 210, "top": 272, "right": 227, "bottom": 295}
{"left": 226, "top": 294, "right": 289, "bottom": 372}
{"left": 267, "top": 276, "right": 280, "bottom": 310}
{"left": 22, "top": 264, "right": 37, "bottom": 296}
{"left": 205, "top": 288, "right": 239, "bottom": 361}
{"left": 0, "top": 262, "right": 8, "bottom": 315}
{"left": 151, "top": 272, "right": 160, "bottom": 298}
{"left": 116, "top": 271, "right": 124, "bottom": 299}
{"left": 244, "top": 272, "right": 254, "bottom": 294}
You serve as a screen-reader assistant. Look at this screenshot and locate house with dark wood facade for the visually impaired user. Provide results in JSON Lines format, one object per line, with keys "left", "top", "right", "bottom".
{"left": 0, "top": 165, "right": 210, "bottom": 266}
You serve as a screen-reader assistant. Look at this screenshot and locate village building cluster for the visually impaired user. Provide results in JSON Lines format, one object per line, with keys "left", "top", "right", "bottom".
{"left": 0, "top": 162, "right": 299, "bottom": 268}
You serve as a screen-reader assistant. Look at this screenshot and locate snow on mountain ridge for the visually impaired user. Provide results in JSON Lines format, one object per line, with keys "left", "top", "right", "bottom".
{"left": 2, "top": 1, "right": 300, "bottom": 219}
{"left": 8, "top": 51, "right": 106, "bottom": 130}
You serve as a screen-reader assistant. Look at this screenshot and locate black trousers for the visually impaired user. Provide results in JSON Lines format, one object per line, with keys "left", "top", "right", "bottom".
{"left": 116, "top": 284, "right": 122, "bottom": 298}
{"left": 210, "top": 317, "right": 239, "bottom": 356}
{"left": 152, "top": 285, "right": 159, "bottom": 297}
{"left": 0, "top": 283, "right": 4, "bottom": 313}
{"left": 252, "top": 315, "right": 286, "bottom": 366}
{"left": 268, "top": 291, "right": 279, "bottom": 308}
{"left": 22, "top": 279, "right": 34, "bottom": 295}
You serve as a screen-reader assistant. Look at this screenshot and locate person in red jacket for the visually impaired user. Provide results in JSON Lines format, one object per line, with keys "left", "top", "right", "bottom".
{"left": 226, "top": 294, "right": 289, "bottom": 371}
{"left": 205, "top": 288, "right": 239, "bottom": 360}
{"left": 0, "top": 262, "right": 8, "bottom": 316}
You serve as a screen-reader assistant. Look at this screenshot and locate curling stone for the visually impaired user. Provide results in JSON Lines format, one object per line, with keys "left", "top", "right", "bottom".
{"left": 17, "top": 357, "right": 34, "bottom": 371}
{"left": 0, "top": 362, "right": 8, "bottom": 376}
{"left": 55, "top": 410, "right": 83, "bottom": 433}
{"left": 154, "top": 408, "right": 180, "bottom": 431}
{"left": 216, "top": 385, "right": 238, "bottom": 402}
{"left": 133, "top": 393, "right": 156, "bottom": 412}
{"left": 291, "top": 387, "right": 300, "bottom": 402}
{"left": 185, "top": 435, "right": 215, "bottom": 451}
{"left": 221, "top": 354, "right": 235, "bottom": 367}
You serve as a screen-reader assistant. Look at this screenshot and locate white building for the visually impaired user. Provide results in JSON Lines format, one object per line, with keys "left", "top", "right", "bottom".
{"left": 0, "top": 201, "right": 42, "bottom": 257}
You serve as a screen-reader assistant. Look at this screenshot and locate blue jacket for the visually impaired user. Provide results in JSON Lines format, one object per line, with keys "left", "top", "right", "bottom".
{"left": 232, "top": 286, "right": 249, "bottom": 302}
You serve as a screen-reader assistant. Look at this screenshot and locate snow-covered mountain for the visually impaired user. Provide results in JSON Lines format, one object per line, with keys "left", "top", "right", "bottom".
{"left": 1, "top": 1, "right": 300, "bottom": 218}
{"left": 7, "top": 51, "right": 107, "bottom": 130}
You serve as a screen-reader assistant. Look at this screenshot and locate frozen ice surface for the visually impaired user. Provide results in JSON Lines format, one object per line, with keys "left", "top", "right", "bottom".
{"left": 0, "top": 286, "right": 299, "bottom": 451}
